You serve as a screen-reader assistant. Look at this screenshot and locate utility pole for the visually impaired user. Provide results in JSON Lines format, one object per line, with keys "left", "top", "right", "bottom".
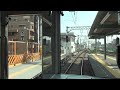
{"left": 66, "top": 26, "right": 69, "bottom": 61}
{"left": 66, "top": 26, "right": 69, "bottom": 34}
{"left": 78, "top": 35, "right": 79, "bottom": 51}
{"left": 95, "top": 39, "right": 97, "bottom": 54}
{"left": 88, "top": 40, "right": 89, "bottom": 49}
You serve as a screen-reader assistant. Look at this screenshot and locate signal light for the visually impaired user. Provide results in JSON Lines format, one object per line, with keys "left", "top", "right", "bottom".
{"left": 66, "top": 35, "right": 69, "bottom": 42}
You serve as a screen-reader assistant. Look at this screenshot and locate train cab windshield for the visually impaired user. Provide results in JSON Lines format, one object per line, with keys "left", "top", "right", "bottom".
{"left": 0, "top": 11, "right": 120, "bottom": 79}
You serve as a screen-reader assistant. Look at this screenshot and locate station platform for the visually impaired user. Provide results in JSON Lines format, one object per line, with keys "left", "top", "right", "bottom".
{"left": 9, "top": 59, "right": 42, "bottom": 79}
{"left": 89, "top": 53, "right": 120, "bottom": 78}
{"left": 8, "top": 53, "right": 120, "bottom": 79}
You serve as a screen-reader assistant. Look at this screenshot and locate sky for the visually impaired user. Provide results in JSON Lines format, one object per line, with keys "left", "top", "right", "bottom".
{"left": 60, "top": 11, "right": 120, "bottom": 45}
{"left": 61, "top": 11, "right": 98, "bottom": 33}
{"left": 60, "top": 11, "right": 98, "bottom": 44}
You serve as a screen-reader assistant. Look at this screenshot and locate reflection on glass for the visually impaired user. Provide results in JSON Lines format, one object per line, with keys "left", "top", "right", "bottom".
{"left": 42, "top": 36, "right": 52, "bottom": 78}
{"left": 8, "top": 15, "right": 42, "bottom": 79}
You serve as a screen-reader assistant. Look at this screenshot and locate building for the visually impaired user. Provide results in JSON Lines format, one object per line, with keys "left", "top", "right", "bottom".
{"left": 7, "top": 15, "right": 40, "bottom": 54}
{"left": 8, "top": 15, "right": 35, "bottom": 41}
{"left": 61, "top": 32, "right": 76, "bottom": 57}
{"left": 61, "top": 33, "right": 66, "bottom": 55}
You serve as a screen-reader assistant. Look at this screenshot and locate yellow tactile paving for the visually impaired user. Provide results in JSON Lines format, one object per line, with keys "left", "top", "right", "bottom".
{"left": 9, "top": 64, "right": 39, "bottom": 79}
{"left": 9, "top": 57, "right": 50, "bottom": 79}
{"left": 92, "top": 54, "right": 120, "bottom": 78}
{"left": 8, "top": 56, "right": 51, "bottom": 79}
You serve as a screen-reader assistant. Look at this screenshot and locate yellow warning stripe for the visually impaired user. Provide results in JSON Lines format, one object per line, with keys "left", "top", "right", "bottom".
{"left": 92, "top": 54, "right": 120, "bottom": 78}
{"left": 9, "top": 64, "right": 40, "bottom": 79}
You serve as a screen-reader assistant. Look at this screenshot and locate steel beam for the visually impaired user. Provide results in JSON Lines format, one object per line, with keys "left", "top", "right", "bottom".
{"left": 97, "top": 24, "right": 120, "bottom": 29}
{"left": 67, "top": 26, "right": 91, "bottom": 31}
{"left": 100, "top": 12, "right": 111, "bottom": 24}
{"left": 7, "top": 11, "right": 42, "bottom": 15}
{"left": 43, "top": 17, "right": 52, "bottom": 26}
{"left": 106, "top": 28, "right": 120, "bottom": 35}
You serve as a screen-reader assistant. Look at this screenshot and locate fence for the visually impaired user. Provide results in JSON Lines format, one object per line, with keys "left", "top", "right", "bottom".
{"left": 8, "top": 41, "right": 42, "bottom": 65}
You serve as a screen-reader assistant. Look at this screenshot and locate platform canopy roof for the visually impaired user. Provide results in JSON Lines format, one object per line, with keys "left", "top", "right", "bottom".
{"left": 7, "top": 11, "right": 52, "bottom": 26}
{"left": 88, "top": 11, "right": 120, "bottom": 39}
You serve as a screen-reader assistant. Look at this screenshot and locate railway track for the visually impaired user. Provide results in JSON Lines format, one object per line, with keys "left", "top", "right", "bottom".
{"left": 82, "top": 54, "right": 95, "bottom": 76}
{"left": 61, "top": 50, "right": 95, "bottom": 76}
{"left": 61, "top": 51, "right": 83, "bottom": 74}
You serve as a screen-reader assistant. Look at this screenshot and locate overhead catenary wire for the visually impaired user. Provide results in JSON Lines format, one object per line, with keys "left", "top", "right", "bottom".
{"left": 71, "top": 12, "right": 76, "bottom": 25}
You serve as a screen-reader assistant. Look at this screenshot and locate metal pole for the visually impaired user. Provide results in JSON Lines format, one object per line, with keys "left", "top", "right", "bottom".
{"left": 66, "top": 26, "right": 68, "bottom": 62}
{"left": 39, "top": 15, "right": 42, "bottom": 59}
{"left": 55, "top": 11, "right": 61, "bottom": 74}
{"left": 78, "top": 35, "right": 79, "bottom": 51}
{"left": 95, "top": 39, "right": 97, "bottom": 54}
{"left": 12, "top": 39, "right": 13, "bottom": 55}
{"left": 104, "top": 35, "right": 106, "bottom": 60}
{"left": 51, "top": 11, "right": 61, "bottom": 74}
{"left": 26, "top": 41, "right": 28, "bottom": 54}
{"left": 14, "top": 41, "right": 16, "bottom": 55}
{"left": 51, "top": 13, "right": 55, "bottom": 74}
{"left": 37, "top": 15, "right": 40, "bottom": 53}
{"left": 87, "top": 36, "right": 89, "bottom": 49}
{"left": 0, "top": 11, "right": 8, "bottom": 79}
{"left": 80, "top": 38, "right": 81, "bottom": 50}
{"left": 39, "top": 14, "right": 43, "bottom": 78}
{"left": 79, "top": 30, "right": 81, "bottom": 50}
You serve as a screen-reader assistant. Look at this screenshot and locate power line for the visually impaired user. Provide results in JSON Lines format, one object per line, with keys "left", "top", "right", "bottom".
{"left": 74, "top": 12, "right": 78, "bottom": 25}
{"left": 71, "top": 12, "right": 76, "bottom": 25}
